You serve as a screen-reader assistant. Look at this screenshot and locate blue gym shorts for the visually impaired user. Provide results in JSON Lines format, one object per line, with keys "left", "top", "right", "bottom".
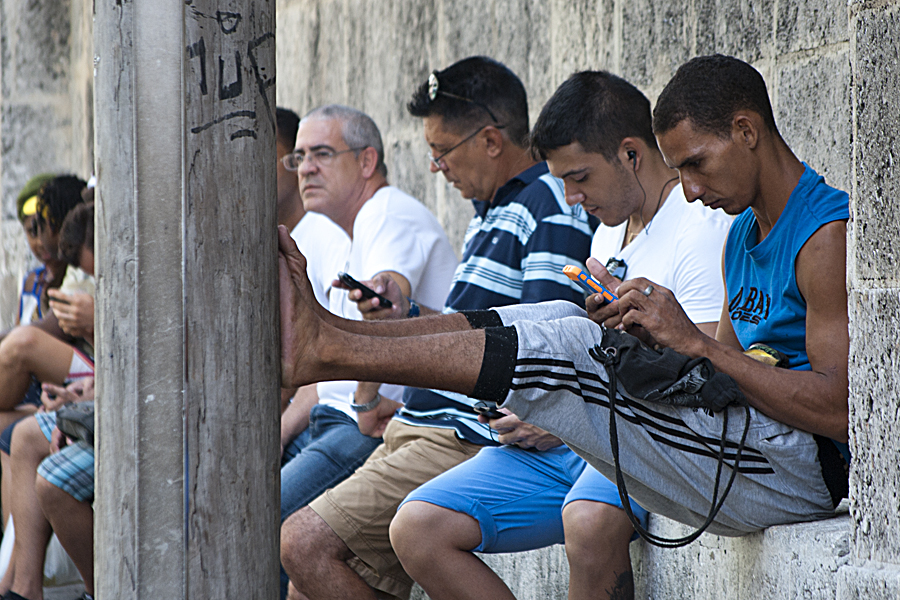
{"left": 400, "top": 444, "right": 648, "bottom": 553}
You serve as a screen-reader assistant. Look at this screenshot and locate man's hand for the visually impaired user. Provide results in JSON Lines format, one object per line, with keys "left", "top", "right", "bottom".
{"left": 585, "top": 257, "right": 623, "bottom": 327}
{"left": 336, "top": 272, "right": 408, "bottom": 321}
{"left": 48, "top": 290, "right": 94, "bottom": 339}
{"left": 480, "top": 410, "right": 563, "bottom": 451}
{"left": 615, "top": 278, "right": 704, "bottom": 354}
{"left": 356, "top": 395, "right": 402, "bottom": 438}
{"left": 40, "top": 377, "right": 95, "bottom": 412}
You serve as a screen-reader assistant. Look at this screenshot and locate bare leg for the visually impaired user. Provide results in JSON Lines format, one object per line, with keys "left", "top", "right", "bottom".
{"left": 35, "top": 476, "right": 93, "bottom": 595}
{"left": 0, "top": 407, "right": 38, "bottom": 441}
{"left": 562, "top": 501, "right": 636, "bottom": 600}
{"left": 2, "top": 451, "right": 12, "bottom": 529}
{"left": 286, "top": 583, "right": 310, "bottom": 600}
{"left": 278, "top": 227, "right": 486, "bottom": 392}
{"left": 278, "top": 226, "right": 472, "bottom": 339}
{"left": 390, "top": 501, "right": 515, "bottom": 600}
{"left": 0, "top": 326, "right": 74, "bottom": 412}
{"left": 281, "top": 507, "right": 375, "bottom": 600}
{"left": 7, "top": 418, "right": 53, "bottom": 600}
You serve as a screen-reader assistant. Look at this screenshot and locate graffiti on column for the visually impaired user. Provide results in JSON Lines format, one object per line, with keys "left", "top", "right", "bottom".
{"left": 186, "top": 8, "right": 275, "bottom": 141}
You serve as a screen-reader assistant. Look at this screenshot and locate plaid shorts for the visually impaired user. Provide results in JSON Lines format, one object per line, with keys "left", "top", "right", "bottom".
{"left": 34, "top": 411, "right": 95, "bottom": 502}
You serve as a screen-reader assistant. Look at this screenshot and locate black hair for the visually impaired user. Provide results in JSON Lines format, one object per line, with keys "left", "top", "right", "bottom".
{"left": 36, "top": 175, "right": 87, "bottom": 232}
{"left": 276, "top": 107, "right": 300, "bottom": 148}
{"left": 530, "top": 71, "right": 657, "bottom": 162}
{"left": 408, "top": 56, "right": 530, "bottom": 147}
{"left": 58, "top": 202, "right": 93, "bottom": 267}
{"left": 653, "top": 54, "right": 778, "bottom": 137}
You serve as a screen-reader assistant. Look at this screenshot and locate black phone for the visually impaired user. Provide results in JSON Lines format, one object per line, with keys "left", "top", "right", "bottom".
{"left": 473, "top": 401, "right": 505, "bottom": 420}
{"left": 337, "top": 272, "right": 393, "bottom": 309}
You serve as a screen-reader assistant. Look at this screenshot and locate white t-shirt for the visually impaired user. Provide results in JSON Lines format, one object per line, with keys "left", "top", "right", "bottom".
{"left": 590, "top": 184, "right": 732, "bottom": 324}
{"left": 318, "top": 185, "right": 459, "bottom": 419}
{"left": 290, "top": 211, "right": 351, "bottom": 308}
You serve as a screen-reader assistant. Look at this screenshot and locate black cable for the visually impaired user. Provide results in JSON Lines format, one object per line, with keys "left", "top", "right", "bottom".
{"left": 590, "top": 345, "right": 751, "bottom": 548}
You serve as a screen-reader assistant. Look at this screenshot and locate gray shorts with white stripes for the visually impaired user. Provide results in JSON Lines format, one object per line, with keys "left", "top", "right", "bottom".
{"left": 492, "top": 301, "right": 836, "bottom": 536}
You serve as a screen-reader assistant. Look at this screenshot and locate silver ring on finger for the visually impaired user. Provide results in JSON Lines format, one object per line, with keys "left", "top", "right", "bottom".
{"left": 642, "top": 284, "right": 654, "bottom": 297}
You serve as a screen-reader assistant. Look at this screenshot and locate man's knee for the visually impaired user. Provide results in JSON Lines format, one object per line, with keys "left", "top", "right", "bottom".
{"left": 35, "top": 474, "right": 67, "bottom": 510}
{"left": 0, "top": 326, "right": 42, "bottom": 369}
{"left": 280, "top": 506, "right": 348, "bottom": 574}
{"left": 391, "top": 501, "right": 481, "bottom": 566}
{"left": 9, "top": 417, "right": 49, "bottom": 461}
{"left": 563, "top": 501, "right": 634, "bottom": 564}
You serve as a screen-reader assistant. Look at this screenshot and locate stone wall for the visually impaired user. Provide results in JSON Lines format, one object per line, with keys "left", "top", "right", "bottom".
{"left": 0, "top": 0, "right": 93, "bottom": 329}
{"left": 842, "top": 1, "right": 900, "bottom": 598}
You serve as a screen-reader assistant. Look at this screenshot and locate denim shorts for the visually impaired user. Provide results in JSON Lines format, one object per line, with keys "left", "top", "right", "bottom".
{"left": 402, "top": 444, "right": 648, "bottom": 552}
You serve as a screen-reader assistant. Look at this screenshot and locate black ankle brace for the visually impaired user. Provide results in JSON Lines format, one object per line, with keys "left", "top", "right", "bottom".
{"left": 460, "top": 309, "right": 503, "bottom": 330}
{"left": 471, "top": 325, "right": 518, "bottom": 401}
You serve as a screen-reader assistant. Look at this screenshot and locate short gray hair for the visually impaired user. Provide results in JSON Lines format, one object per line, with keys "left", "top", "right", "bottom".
{"left": 303, "top": 104, "right": 387, "bottom": 178}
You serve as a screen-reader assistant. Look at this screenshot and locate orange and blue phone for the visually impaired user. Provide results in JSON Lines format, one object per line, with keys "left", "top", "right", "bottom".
{"left": 563, "top": 265, "right": 618, "bottom": 305}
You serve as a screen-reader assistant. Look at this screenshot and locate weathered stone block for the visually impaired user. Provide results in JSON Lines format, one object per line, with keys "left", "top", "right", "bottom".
{"left": 847, "top": 289, "right": 900, "bottom": 564}
{"left": 837, "top": 563, "right": 900, "bottom": 600}
{"left": 497, "top": 0, "right": 554, "bottom": 109}
{"left": 849, "top": 1, "right": 900, "bottom": 287}
{"left": 15, "top": 0, "right": 72, "bottom": 95}
{"left": 636, "top": 514, "right": 851, "bottom": 600}
{"left": 274, "top": 0, "right": 316, "bottom": 112}
{"left": 1, "top": 0, "right": 14, "bottom": 99}
{"left": 711, "top": 0, "right": 775, "bottom": 65}
{"left": 620, "top": 0, "right": 693, "bottom": 95}
{"left": 442, "top": 0, "right": 496, "bottom": 65}
{"left": 775, "top": 51, "right": 852, "bottom": 194}
{"left": 549, "top": 0, "right": 612, "bottom": 83}
{"left": 777, "top": 0, "right": 849, "bottom": 54}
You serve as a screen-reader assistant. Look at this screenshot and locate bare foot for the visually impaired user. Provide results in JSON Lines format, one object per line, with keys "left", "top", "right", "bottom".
{"left": 278, "top": 226, "right": 326, "bottom": 388}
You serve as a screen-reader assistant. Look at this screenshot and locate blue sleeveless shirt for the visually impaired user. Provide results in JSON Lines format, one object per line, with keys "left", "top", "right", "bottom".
{"left": 724, "top": 163, "right": 849, "bottom": 455}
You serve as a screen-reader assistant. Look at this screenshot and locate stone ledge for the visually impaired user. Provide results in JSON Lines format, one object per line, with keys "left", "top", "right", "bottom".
{"left": 412, "top": 512, "right": 852, "bottom": 600}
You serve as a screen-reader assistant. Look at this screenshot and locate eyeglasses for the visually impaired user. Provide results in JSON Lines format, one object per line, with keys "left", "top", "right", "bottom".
{"left": 426, "top": 125, "right": 493, "bottom": 170}
{"left": 282, "top": 146, "right": 367, "bottom": 171}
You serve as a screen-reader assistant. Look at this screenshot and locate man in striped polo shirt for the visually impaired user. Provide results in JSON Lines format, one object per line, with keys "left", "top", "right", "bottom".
{"left": 281, "top": 57, "right": 596, "bottom": 600}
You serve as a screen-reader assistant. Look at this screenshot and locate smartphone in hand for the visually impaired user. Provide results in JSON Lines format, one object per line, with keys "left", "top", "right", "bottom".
{"left": 337, "top": 272, "right": 393, "bottom": 309}
{"left": 473, "top": 401, "right": 505, "bottom": 420}
{"left": 563, "top": 265, "right": 617, "bottom": 305}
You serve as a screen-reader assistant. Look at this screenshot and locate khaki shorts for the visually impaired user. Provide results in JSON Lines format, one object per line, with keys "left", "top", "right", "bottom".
{"left": 309, "top": 419, "right": 482, "bottom": 600}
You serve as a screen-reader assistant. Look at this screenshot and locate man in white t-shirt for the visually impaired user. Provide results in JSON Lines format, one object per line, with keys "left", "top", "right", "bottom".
{"left": 276, "top": 104, "right": 457, "bottom": 598}
{"left": 388, "top": 71, "right": 731, "bottom": 600}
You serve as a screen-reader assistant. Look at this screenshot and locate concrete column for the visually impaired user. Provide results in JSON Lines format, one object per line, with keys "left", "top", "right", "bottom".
{"left": 840, "top": 0, "right": 900, "bottom": 597}
{"left": 93, "top": 0, "right": 278, "bottom": 597}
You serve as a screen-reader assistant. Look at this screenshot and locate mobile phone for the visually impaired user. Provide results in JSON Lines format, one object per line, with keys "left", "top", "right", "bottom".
{"left": 49, "top": 295, "right": 71, "bottom": 305}
{"left": 337, "top": 272, "right": 393, "bottom": 309}
{"left": 473, "top": 401, "right": 505, "bottom": 420}
{"left": 563, "top": 265, "right": 618, "bottom": 305}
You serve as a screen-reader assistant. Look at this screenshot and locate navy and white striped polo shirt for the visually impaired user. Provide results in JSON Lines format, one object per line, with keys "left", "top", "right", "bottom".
{"left": 396, "top": 162, "right": 597, "bottom": 445}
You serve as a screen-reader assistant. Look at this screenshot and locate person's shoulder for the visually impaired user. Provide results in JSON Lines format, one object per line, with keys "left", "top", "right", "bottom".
{"left": 791, "top": 164, "right": 849, "bottom": 223}
{"left": 364, "top": 186, "right": 437, "bottom": 221}
{"left": 292, "top": 212, "right": 349, "bottom": 250}
{"left": 510, "top": 172, "right": 593, "bottom": 228}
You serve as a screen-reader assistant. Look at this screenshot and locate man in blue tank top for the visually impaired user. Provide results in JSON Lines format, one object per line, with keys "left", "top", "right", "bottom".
{"left": 276, "top": 54, "right": 850, "bottom": 570}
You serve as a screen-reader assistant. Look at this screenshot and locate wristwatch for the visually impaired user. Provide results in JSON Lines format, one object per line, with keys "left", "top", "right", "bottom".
{"left": 350, "top": 392, "right": 382, "bottom": 413}
{"left": 406, "top": 297, "right": 420, "bottom": 318}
